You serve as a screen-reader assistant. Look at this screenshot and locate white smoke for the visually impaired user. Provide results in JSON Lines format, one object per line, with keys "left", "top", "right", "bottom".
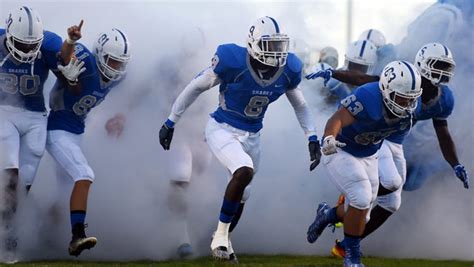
{"left": 0, "top": 0, "right": 472, "bottom": 262}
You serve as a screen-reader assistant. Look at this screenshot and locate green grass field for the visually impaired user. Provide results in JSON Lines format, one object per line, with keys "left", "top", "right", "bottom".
{"left": 7, "top": 255, "right": 474, "bottom": 267}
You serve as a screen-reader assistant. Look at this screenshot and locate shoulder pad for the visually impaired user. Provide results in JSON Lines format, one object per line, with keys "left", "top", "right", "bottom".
{"left": 41, "top": 31, "right": 62, "bottom": 53}
{"left": 286, "top": 53, "right": 303, "bottom": 74}
{"left": 355, "top": 82, "right": 383, "bottom": 120}
{"left": 215, "top": 43, "right": 246, "bottom": 69}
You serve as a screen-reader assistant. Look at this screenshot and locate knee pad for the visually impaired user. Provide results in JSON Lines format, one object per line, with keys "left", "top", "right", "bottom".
{"left": 377, "top": 190, "right": 401, "bottom": 213}
{"left": 347, "top": 187, "right": 372, "bottom": 210}
{"left": 233, "top": 166, "right": 254, "bottom": 188}
{"left": 241, "top": 185, "right": 251, "bottom": 202}
{"left": 380, "top": 174, "right": 403, "bottom": 192}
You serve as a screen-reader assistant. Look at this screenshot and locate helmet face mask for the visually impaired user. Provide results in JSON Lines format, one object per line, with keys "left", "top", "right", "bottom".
{"left": 379, "top": 61, "right": 423, "bottom": 118}
{"left": 94, "top": 28, "right": 131, "bottom": 81}
{"left": 415, "top": 43, "right": 455, "bottom": 86}
{"left": 247, "top": 17, "right": 289, "bottom": 67}
{"left": 5, "top": 7, "right": 44, "bottom": 63}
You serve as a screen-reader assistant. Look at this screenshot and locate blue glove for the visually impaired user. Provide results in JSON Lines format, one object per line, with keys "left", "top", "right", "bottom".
{"left": 454, "top": 164, "right": 469, "bottom": 189}
{"left": 305, "top": 69, "right": 333, "bottom": 86}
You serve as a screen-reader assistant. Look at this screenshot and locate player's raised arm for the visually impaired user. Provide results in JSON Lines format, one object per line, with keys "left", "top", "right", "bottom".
{"left": 285, "top": 87, "right": 321, "bottom": 171}
{"left": 159, "top": 67, "right": 221, "bottom": 150}
{"left": 61, "top": 20, "right": 83, "bottom": 64}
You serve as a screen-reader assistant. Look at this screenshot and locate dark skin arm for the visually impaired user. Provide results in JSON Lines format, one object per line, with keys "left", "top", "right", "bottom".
{"left": 331, "top": 69, "right": 379, "bottom": 86}
{"left": 324, "top": 107, "right": 356, "bottom": 138}
{"left": 433, "top": 119, "right": 460, "bottom": 168}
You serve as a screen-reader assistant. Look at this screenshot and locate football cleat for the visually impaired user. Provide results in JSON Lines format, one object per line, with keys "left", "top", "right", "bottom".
{"left": 68, "top": 236, "right": 97, "bottom": 256}
{"left": 68, "top": 223, "right": 97, "bottom": 257}
{"left": 228, "top": 237, "right": 238, "bottom": 264}
{"left": 307, "top": 202, "right": 333, "bottom": 243}
{"left": 177, "top": 243, "right": 193, "bottom": 258}
{"left": 343, "top": 258, "right": 365, "bottom": 267}
{"left": 331, "top": 239, "right": 345, "bottom": 258}
{"left": 210, "top": 231, "right": 230, "bottom": 261}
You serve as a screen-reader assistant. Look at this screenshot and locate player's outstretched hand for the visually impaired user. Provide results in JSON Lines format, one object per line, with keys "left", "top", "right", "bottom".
{"left": 67, "top": 20, "right": 83, "bottom": 43}
{"left": 454, "top": 164, "right": 469, "bottom": 189}
{"left": 308, "top": 137, "right": 322, "bottom": 171}
{"left": 58, "top": 57, "right": 86, "bottom": 83}
{"left": 159, "top": 120, "right": 175, "bottom": 150}
{"left": 105, "top": 113, "right": 126, "bottom": 138}
{"left": 321, "top": 135, "right": 345, "bottom": 155}
{"left": 305, "top": 69, "right": 333, "bottom": 86}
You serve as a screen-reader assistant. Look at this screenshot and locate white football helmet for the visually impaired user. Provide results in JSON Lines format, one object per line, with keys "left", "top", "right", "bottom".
{"left": 414, "top": 42, "right": 455, "bottom": 85}
{"left": 93, "top": 28, "right": 131, "bottom": 81}
{"left": 319, "top": 46, "right": 338, "bottom": 69}
{"left": 358, "top": 29, "right": 386, "bottom": 49}
{"left": 379, "top": 61, "right": 423, "bottom": 118}
{"left": 5, "top": 6, "right": 44, "bottom": 63}
{"left": 344, "top": 40, "right": 377, "bottom": 74}
{"left": 247, "top": 16, "right": 289, "bottom": 67}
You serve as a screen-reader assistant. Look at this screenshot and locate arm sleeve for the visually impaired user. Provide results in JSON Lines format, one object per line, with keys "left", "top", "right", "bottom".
{"left": 167, "top": 67, "right": 221, "bottom": 124}
{"left": 286, "top": 87, "right": 317, "bottom": 138}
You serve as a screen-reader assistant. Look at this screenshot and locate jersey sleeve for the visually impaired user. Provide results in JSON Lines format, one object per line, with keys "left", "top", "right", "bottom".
{"left": 74, "top": 43, "right": 96, "bottom": 80}
{"left": 286, "top": 53, "right": 303, "bottom": 89}
{"left": 434, "top": 87, "right": 455, "bottom": 120}
{"left": 340, "top": 85, "right": 374, "bottom": 121}
{"left": 41, "top": 31, "right": 63, "bottom": 70}
{"left": 211, "top": 45, "right": 234, "bottom": 83}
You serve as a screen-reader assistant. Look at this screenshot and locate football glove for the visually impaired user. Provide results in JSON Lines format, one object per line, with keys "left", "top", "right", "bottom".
{"left": 305, "top": 69, "right": 333, "bottom": 86}
{"left": 159, "top": 119, "right": 175, "bottom": 150}
{"left": 454, "top": 164, "right": 469, "bottom": 189}
{"left": 308, "top": 136, "right": 322, "bottom": 171}
{"left": 58, "top": 58, "right": 86, "bottom": 84}
{"left": 321, "top": 135, "right": 346, "bottom": 155}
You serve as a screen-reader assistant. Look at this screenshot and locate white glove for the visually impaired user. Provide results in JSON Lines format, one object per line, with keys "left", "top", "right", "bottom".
{"left": 321, "top": 135, "right": 346, "bottom": 155}
{"left": 58, "top": 58, "right": 86, "bottom": 84}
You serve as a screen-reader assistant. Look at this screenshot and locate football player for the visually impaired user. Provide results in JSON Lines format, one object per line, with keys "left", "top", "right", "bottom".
{"left": 328, "top": 43, "right": 469, "bottom": 258}
{"left": 46, "top": 28, "right": 131, "bottom": 256}
{"left": 308, "top": 42, "right": 469, "bottom": 255}
{"left": 306, "top": 40, "right": 377, "bottom": 107}
{"left": 307, "top": 61, "right": 423, "bottom": 267}
{"left": 0, "top": 6, "right": 79, "bottom": 262}
{"left": 159, "top": 16, "right": 321, "bottom": 262}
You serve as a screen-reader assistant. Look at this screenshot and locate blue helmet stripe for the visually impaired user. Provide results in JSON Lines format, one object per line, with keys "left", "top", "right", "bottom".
{"left": 23, "top": 6, "right": 33, "bottom": 36}
{"left": 114, "top": 28, "right": 128, "bottom": 54}
{"left": 401, "top": 61, "right": 416, "bottom": 90}
{"left": 267, "top": 16, "right": 280, "bottom": 33}
{"left": 359, "top": 40, "right": 367, "bottom": 57}
{"left": 442, "top": 44, "right": 449, "bottom": 56}
{"left": 367, "top": 29, "right": 373, "bottom": 40}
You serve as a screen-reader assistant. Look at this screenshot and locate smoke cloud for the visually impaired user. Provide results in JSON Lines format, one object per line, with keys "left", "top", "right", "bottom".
{"left": 0, "top": 0, "right": 472, "bottom": 262}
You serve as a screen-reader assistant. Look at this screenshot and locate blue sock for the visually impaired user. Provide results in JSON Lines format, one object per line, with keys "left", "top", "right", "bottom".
{"left": 219, "top": 198, "right": 240, "bottom": 223}
{"left": 70, "top": 210, "right": 86, "bottom": 228}
{"left": 344, "top": 233, "right": 361, "bottom": 264}
{"left": 327, "top": 207, "right": 338, "bottom": 223}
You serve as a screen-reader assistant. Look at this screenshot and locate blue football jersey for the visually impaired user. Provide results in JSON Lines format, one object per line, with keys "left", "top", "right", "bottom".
{"left": 337, "top": 82, "right": 414, "bottom": 157}
{"left": 48, "top": 43, "right": 120, "bottom": 134}
{"left": 0, "top": 29, "right": 62, "bottom": 112}
{"left": 386, "top": 85, "right": 453, "bottom": 144}
{"left": 210, "top": 44, "right": 302, "bottom": 132}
